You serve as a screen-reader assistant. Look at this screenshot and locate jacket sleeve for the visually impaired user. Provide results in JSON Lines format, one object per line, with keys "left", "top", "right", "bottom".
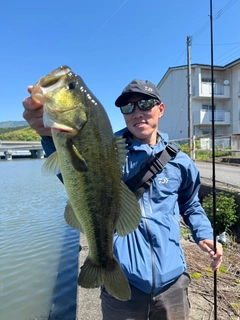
{"left": 41, "top": 136, "right": 56, "bottom": 157}
{"left": 177, "top": 155, "right": 213, "bottom": 244}
{"left": 41, "top": 136, "right": 63, "bottom": 183}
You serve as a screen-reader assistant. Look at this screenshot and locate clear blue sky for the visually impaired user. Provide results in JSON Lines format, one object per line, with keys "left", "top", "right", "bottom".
{"left": 0, "top": 0, "right": 239, "bottom": 132}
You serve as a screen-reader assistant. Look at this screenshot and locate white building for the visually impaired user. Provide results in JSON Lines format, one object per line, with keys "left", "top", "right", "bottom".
{"left": 157, "top": 58, "right": 240, "bottom": 140}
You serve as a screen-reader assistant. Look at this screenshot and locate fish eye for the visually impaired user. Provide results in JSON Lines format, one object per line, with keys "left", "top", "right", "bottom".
{"left": 68, "top": 82, "right": 77, "bottom": 90}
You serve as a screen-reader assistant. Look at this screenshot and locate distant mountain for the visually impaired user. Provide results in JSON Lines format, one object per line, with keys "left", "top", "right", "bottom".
{"left": 0, "top": 125, "right": 41, "bottom": 141}
{"left": 0, "top": 121, "right": 28, "bottom": 128}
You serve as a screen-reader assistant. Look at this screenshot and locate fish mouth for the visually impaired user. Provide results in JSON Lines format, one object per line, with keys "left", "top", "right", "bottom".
{"left": 31, "top": 66, "right": 72, "bottom": 104}
{"left": 32, "top": 66, "right": 80, "bottom": 134}
{"left": 40, "top": 66, "right": 71, "bottom": 88}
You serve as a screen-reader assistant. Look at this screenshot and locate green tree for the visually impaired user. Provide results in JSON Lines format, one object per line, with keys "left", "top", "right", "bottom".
{"left": 0, "top": 126, "right": 40, "bottom": 141}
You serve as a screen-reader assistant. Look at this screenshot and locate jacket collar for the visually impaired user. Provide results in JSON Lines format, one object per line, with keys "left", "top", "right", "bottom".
{"left": 115, "top": 127, "right": 169, "bottom": 155}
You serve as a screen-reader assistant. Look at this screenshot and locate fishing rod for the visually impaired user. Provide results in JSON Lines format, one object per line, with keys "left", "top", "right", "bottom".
{"left": 209, "top": 0, "right": 217, "bottom": 319}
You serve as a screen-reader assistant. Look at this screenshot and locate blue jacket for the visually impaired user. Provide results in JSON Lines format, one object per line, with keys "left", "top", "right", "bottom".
{"left": 41, "top": 129, "right": 213, "bottom": 295}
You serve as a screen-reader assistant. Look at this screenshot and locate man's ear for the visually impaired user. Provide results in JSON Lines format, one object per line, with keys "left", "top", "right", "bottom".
{"left": 158, "top": 103, "right": 165, "bottom": 118}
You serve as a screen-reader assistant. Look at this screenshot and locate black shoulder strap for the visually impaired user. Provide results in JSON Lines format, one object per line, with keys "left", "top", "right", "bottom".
{"left": 124, "top": 142, "right": 180, "bottom": 200}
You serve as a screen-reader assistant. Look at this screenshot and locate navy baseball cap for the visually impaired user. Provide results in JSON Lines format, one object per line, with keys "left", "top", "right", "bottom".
{"left": 115, "top": 79, "right": 162, "bottom": 107}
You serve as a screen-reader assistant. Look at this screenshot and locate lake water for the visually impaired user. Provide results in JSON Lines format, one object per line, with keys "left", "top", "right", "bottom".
{"left": 0, "top": 159, "right": 80, "bottom": 320}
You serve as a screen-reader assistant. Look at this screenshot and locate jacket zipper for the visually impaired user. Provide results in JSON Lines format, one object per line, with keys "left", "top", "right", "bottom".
{"left": 141, "top": 190, "right": 156, "bottom": 297}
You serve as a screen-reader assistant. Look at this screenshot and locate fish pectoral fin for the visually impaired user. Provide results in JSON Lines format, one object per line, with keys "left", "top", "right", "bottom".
{"left": 78, "top": 257, "right": 131, "bottom": 301}
{"left": 115, "top": 136, "right": 128, "bottom": 173}
{"left": 66, "top": 139, "right": 88, "bottom": 172}
{"left": 115, "top": 181, "right": 141, "bottom": 236}
{"left": 42, "top": 151, "right": 61, "bottom": 176}
{"left": 64, "top": 200, "right": 84, "bottom": 232}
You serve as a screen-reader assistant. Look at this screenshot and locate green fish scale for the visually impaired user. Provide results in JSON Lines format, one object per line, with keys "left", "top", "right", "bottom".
{"left": 53, "top": 103, "right": 122, "bottom": 268}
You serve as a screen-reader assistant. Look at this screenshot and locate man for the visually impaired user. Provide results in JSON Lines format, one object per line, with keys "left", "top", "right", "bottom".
{"left": 23, "top": 79, "right": 222, "bottom": 320}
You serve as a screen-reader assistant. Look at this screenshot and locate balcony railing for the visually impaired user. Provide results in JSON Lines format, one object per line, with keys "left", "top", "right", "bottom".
{"left": 193, "top": 110, "right": 230, "bottom": 125}
{"left": 201, "top": 82, "right": 223, "bottom": 95}
{"left": 192, "top": 82, "right": 230, "bottom": 99}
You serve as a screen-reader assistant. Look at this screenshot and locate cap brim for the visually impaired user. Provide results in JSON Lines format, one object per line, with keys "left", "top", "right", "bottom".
{"left": 115, "top": 92, "right": 157, "bottom": 107}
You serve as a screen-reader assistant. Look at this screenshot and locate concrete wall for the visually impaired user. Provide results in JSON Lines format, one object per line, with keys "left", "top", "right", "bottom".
{"left": 231, "top": 134, "right": 240, "bottom": 153}
{"left": 158, "top": 68, "right": 188, "bottom": 140}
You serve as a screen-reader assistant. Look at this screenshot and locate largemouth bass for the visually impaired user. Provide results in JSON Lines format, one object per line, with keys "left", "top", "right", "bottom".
{"left": 31, "top": 66, "right": 141, "bottom": 301}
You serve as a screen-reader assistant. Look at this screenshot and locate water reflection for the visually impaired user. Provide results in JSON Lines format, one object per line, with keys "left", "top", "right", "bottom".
{"left": 0, "top": 159, "right": 79, "bottom": 320}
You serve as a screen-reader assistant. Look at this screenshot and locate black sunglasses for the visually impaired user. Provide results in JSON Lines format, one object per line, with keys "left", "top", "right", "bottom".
{"left": 120, "top": 99, "right": 160, "bottom": 114}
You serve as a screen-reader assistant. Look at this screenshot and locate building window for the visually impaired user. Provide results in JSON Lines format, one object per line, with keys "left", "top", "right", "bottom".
{"left": 202, "top": 130, "right": 211, "bottom": 135}
{"left": 202, "top": 104, "right": 215, "bottom": 111}
{"left": 202, "top": 78, "right": 216, "bottom": 83}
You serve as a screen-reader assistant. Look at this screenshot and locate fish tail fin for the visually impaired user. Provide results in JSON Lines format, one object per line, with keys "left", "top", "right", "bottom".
{"left": 78, "top": 257, "right": 131, "bottom": 301}
{"left": 104, "top": 258, "right": 131, "bottom": 301}
{"left": 78, "top": 257, "right": 104, "bottom": 288}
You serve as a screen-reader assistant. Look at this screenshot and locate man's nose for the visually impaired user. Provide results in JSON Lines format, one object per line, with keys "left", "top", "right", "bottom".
{"left": 133, "top": 106, "right": 143, "bottom": 116}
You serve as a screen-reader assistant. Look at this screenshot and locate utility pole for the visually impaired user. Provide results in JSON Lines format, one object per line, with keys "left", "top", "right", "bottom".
{"left": 187, "top": 36, "right": 193, "bottom": 159}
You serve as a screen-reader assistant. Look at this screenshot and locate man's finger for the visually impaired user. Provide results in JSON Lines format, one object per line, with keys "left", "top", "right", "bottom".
{"left": 22, "top": 96, "right": 43, "bottom": 111}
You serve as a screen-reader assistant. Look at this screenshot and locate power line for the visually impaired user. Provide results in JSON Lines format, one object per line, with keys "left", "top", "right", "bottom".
{"left": 191, "top": 0, "right": 238, "bottom": 41}
{"left": 192, "top": 21, "right": 209, "bottom": 40}
{"left": 193, "top": 42, "right": 240, "bottom": 46}
{"left": 172, "top": 49, "right": 187, "bottom": 67}
{"left": 216, "top": 50, "right": 240, "bottom": 65}
{"left": 215, "top": 0, "right": 238, "bottom": 19}
{"left": 215, "top": 44, "right": 240, "bottom": 63}
{"left": 191, "top": 43, "right": 240, "bottom": 65}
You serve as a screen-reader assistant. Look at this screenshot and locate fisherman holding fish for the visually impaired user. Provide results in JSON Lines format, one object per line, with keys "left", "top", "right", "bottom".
{"left": 23, "top": 69, "right": 223, "bottom": 320}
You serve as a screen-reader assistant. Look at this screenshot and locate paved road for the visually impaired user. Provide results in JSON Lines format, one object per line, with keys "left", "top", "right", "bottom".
{"left": 195, "top": 161, "right": 240, "bottom": 187}
{"left": 76, "top": 235, "right": 101, "bottom": 320}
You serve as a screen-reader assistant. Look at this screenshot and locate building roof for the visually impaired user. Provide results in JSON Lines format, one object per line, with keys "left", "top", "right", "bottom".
{"left": 157, "top": 58, "right": 240, "bottom": 88}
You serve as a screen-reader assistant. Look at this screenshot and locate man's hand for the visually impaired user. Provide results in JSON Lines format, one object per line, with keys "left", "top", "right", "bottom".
{"left": 198, "top": 239, "right": 223, "bottom": 272}
{"left": 22, "top": 86, "right": 52, "bottom": 137}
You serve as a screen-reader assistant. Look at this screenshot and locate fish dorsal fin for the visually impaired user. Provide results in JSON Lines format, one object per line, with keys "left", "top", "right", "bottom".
{"left": 115, "top": 181, "right": 141, "bottom": 236}
{"left": 66, "top": 139, "right": 88, "bottom": 172}
{"left": 42, "top": 151, "right": 61, "bottom": 176}
{"left": 115, "top": 136, "right": 128, "bottom": 172}
{"left": 64, "top": 200, "right": 85, "bottom": 232}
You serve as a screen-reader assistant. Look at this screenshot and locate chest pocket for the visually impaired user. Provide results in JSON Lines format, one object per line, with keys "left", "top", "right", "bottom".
{"left": 152, "top": 164, "right": 181, "bottom": 200}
